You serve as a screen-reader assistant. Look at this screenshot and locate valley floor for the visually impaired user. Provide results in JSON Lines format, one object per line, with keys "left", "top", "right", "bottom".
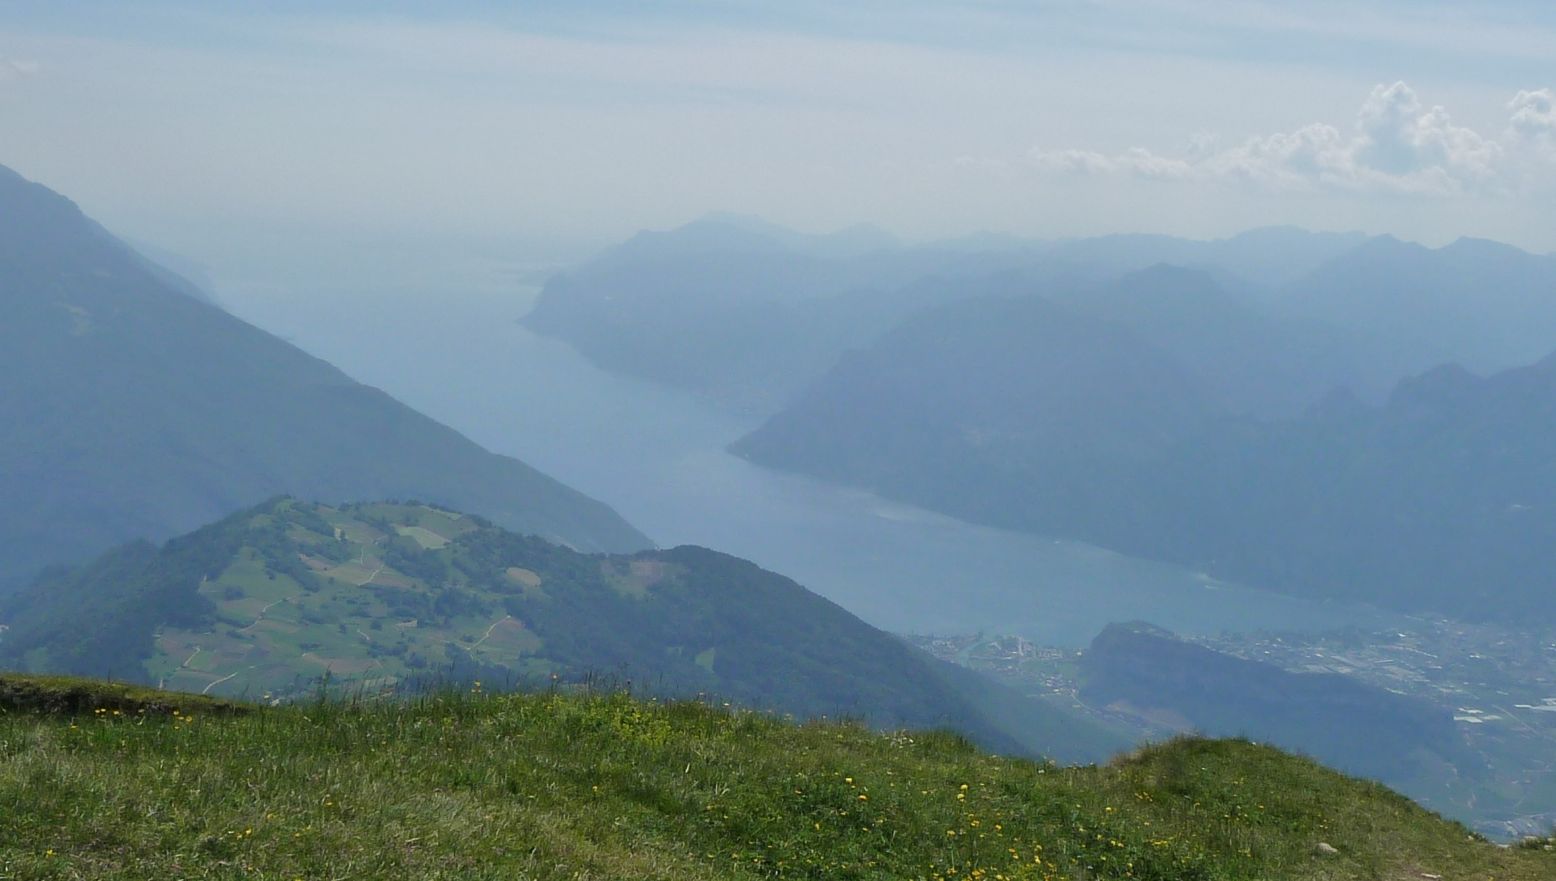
{"left": 909, "top": 621, "right": 1556, "bottom": 841}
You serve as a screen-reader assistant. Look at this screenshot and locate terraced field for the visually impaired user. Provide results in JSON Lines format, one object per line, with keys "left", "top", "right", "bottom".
{"left": 139, "top": 503, "right": 561, "bottom": 697}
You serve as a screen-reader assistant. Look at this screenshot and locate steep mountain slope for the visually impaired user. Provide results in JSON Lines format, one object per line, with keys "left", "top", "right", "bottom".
{"left": 5, "top": 678, "right": 1554, "bottom": 880}
{"left": 739, "top": 305, "right": 1556, "bottom": 620}
{"left": 1282, "top": 235, "right": 1556, "bottom": 374}
{"left": 1057, "top": 265, "right": 1427, "bottom": 416}
{"left": 0, "top": 165, "right": 646, "bottom": 592}
{"left": 0, "top": 498, "right": 1124, "bottom": 762}
{"left": 1116, "top": 354, "right": 1556, "bottom": 617}
{"left": 732, "top": 292, "right": 1219, "bottom": 538}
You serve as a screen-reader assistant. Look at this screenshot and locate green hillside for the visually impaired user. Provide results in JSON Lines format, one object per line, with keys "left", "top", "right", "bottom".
{"left": 1, "top": 677, "right": 1552, "bottom": 880}
{"left": 0, "top": 499, "right": 1122, "bottom": 763}
{"left": 0, "top": 164, "right": 646, "bottom": 595}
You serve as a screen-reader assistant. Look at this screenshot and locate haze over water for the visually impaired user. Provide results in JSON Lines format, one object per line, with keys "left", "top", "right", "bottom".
{"left": 218, "top": 261, "right": 1402, "bottom": 646}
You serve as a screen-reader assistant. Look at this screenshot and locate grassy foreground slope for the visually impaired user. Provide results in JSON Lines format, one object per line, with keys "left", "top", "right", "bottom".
{"left": 2, "top": 678, "right": 1552, "bottom": 880}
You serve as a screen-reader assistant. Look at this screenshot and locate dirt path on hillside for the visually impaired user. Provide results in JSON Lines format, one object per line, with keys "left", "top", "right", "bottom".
{"left": 239, "top": 595, "right": 298, "bottom": 634}
{"left": 469, "top": 616, "right": 514, "bottom": 650}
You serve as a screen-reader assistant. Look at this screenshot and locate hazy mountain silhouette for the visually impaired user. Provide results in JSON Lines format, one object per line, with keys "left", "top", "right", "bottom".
{"left": 1042, "top": 226, "right": 1370, "bottom": 289}
{"left": 522, "top": 218, "right": 985, "bottom": 412}
{"left": 0, "top": 165, "right": 648, "bottom": 594}
{"left": 524, "top": 218, "right": 1378, "bottom": 415}
{"left": 732, "top": 291, "right": 1219, "bottom": 537}
{"left": 1055, "top": 264, "right": 1428, "bottom": 416}
{"left": 1282, "top": 235, "right": 1556, "bottom": 374}
{"left": 736, "top": 267, "right": 1556, "bottom": 620}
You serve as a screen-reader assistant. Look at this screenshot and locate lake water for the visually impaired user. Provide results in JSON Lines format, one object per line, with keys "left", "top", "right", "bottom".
{"left": 217, "top": 267, "right": 1400, "bottom": 646}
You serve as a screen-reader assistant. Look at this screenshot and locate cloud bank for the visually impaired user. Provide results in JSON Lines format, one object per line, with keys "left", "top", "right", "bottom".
{"left": 1029, "top": 83, "right": 1554, "bottom": 196}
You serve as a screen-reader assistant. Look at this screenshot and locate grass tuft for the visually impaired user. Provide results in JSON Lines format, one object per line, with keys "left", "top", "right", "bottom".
{"left": 0, "top": 673, "right": 248, "bottom": 717}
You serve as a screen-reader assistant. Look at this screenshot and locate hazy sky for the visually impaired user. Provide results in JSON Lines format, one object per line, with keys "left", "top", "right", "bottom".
{"left": 2, "top": 1, "right": 1554, "bottom": 279}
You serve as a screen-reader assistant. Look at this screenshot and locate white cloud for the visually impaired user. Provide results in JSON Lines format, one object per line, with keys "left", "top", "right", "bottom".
{"left": 1509, "top": 89, "right": 1556, "bottom": 153}
{"left": 0, "top": 56, "right": 39, "bottom": 82}
{"left": 1028, "top": 82, "right": 1549, "bottom": 197}
{"left": 1030, "top": 147, "right": 1195, "bottom": 181}
{"left": 1202, "top": 123, "right": 1355, "bottom": 189}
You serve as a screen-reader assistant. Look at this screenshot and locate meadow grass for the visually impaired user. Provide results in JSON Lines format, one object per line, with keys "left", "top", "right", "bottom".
{"left": 1, "top": 675, "right": 1552, "bottom": 880}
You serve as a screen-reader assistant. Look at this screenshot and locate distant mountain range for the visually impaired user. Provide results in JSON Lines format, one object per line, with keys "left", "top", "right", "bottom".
{"left": 0, "top": 164, "right": 647, "bottom": 594}
{"left": 0, "top": 497, "right": 1125, "bottom": 763}
{"left": 521, "top": 218, "right": 1435, "bottom": 416}
{"left": 527, "top": 216, "right": 1555, "bottom": 418}
{"left": 731, "top": 289, "right": 1220, "bottom": 541}
{"left": 735, "top": 298, "right": 1556, "bottom": 618}
{"left": 1282, "top": 235, "right": 1556, "bottom": 375}
{"left": 549, "top": 216, "right": 1552, "bottom": 620}
{"left": 1053, "top": 264, "right": 1432, "bottom": 417}
{"left": 521, "top": 217, "right": 981, "bottom": 413}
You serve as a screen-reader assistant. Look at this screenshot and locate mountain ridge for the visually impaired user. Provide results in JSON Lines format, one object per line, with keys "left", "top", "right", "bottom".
{"left": 0, "top": 164, "right": 648, "bottom": 593}
{"left": 0, "top": 497, "right": 1124, "bottom": 763}
{"left": 733, "top": 277, "right": 1556, "bottom": 620}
